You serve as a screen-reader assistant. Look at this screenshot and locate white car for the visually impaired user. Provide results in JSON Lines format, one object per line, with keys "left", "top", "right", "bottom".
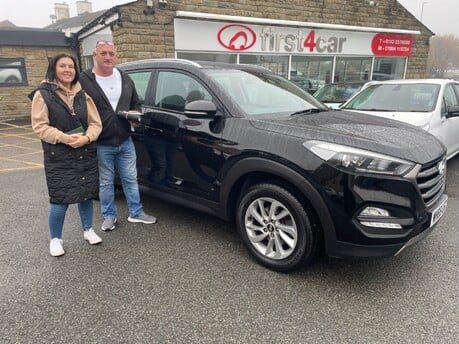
{"left": 341, "top": 79, "right": 459, "bottom": 160}
{"left": 0, "top": 68, "right": 22, "bottom": 83}
{"left": 313, "top": 81, "right": 373, "bottom": 109}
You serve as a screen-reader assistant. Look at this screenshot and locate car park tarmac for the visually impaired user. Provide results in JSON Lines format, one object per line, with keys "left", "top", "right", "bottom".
{"left": 1, "top": 117, "right": 458, "bottom": 343}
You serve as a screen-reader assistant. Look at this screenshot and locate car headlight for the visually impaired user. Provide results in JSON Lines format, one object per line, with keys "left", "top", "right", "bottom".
{"left": 303, "top": 140, "right": 415, "bottom": 176}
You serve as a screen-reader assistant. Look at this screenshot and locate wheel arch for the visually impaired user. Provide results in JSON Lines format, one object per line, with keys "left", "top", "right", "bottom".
{"left": 220, "top": 157, "right": 337, "bottom": 250}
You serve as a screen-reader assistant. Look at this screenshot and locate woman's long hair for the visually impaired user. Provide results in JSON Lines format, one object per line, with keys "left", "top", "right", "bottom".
{"left": 45, "top": 53, "right": 79, "bottom": 85}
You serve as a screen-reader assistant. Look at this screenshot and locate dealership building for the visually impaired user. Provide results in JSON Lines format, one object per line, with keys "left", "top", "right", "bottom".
{"left": 0, "top": 0, "right": 433, "bottom": 118}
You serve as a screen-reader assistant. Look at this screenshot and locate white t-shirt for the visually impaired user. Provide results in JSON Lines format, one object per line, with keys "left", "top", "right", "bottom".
{"left": 95, "top": 68, "right": 122, "bottom": 111}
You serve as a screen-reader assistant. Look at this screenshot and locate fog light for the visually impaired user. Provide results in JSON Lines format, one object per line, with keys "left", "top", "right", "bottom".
{"left": 358, "top": 207, "right": 403, "bottom": 229}
{"left": 360, "top": 221, "right": 402, "bottom": 229}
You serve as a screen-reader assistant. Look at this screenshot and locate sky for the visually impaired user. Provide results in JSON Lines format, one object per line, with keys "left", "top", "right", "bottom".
{"left": 1, "top": 0, "right": 458, "bottom": 36}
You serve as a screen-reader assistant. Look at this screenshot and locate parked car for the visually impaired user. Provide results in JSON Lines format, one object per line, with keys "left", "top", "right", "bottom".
{"left": 290, "top": 76, "right": 316, "bottom": 94}
{"left": 341, "top": 79, "right": 459, "bottom": 160}
{"left": 0, "top": 68, "right": 22, "bottom": 83}
{"left": 313, "top": 81, "right": 372, "bottom": 109}
{"left": 118, "top": 59, "right": 448, "bottom": 272}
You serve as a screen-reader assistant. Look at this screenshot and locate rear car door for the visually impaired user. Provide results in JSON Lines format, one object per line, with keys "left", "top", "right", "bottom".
{"left": 130, "top": 68, "right": 226, "bottom": 202}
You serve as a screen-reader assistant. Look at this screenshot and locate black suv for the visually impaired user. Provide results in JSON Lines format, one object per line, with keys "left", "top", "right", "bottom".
{"left": 118, "top": 59, "right": 448, "bottom": 272}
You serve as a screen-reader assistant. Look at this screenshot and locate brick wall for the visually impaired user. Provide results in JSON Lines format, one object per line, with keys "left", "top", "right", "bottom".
{"left": 0, "top": 46, "right": 75, "bottom": 119}
{"left": 112, "top": 0, "right": 431, "bottom": 79}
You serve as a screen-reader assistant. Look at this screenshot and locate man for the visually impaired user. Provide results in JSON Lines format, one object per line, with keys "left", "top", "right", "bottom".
{"left": 79, "top": 40, "right": 156, "bottom": 231}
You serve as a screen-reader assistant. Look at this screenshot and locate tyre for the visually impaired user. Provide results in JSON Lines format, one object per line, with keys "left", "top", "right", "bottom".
{"left": 236, "top": 183, "right": 318, "bottom": 272}
{"left": 5, "top": 76, "right": 20, "bottom": 83}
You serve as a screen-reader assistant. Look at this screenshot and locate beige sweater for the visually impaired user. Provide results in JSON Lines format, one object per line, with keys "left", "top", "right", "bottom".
{"left": 31, "top": 80, "right": 102, "bottom": 145}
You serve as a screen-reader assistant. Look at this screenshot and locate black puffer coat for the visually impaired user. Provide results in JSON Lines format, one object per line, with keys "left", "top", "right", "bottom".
{"left": 30, "top": 83, "right": 99, "bottom": 204}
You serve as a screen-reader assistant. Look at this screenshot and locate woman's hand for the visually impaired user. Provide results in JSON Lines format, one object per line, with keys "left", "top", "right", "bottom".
{"left": 68, "top": 134, "right": 90, "bottom": 148}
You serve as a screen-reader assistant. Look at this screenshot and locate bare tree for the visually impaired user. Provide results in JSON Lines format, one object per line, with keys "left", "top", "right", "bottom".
{"left": 427, "top": 35, "right": 459, "bottom": 78}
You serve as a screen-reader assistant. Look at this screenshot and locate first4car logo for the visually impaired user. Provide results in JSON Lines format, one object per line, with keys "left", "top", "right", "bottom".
{"left": 218, "top": 24, "right": 348, "bottom": 53}
{"left": 218, "top": 24, "right": 257, "bottom": 51}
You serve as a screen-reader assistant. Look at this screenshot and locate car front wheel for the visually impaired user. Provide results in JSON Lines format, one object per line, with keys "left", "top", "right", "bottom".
{"left": 237, "top": 183, "right": 318, "bottom": 272}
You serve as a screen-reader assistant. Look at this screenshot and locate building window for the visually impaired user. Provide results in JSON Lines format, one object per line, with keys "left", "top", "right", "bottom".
{"left": 239, "top": 55, "right": 289, "bottom": 78}
{"left": 373, "top": 57, "right": 406, "bottom": 80}
{"left": 0, "top": 58, "right": 28, "bottom": 86}
{"left": 290, "top": 56, "right": 333, "bottom": 94}
{"left": 81, "top": 56, "right": 94, "bottom": 70}
{"left": 334, "top": 56, "right": 372, "bottom": 82}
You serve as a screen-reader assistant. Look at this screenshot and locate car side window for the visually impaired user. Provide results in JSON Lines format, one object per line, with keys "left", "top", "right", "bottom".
{"left": 127, "top": 71, "right": 152, "bottom": 104}
{"left": 452, "top": 84, "right": 459, "bottom": 105}
{"left": 154, "top": 71, "right": 212, "bottom": 112}
{"left": 442, "top": 84, "right": 459, "bottom": 115}
{"left": 444, "top": 84, "right": 459, "bottom": 107}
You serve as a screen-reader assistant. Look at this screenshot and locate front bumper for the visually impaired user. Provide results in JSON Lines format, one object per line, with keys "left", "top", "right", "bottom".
{"left": 328, "top": 194, "right": 448, "bottom": 259}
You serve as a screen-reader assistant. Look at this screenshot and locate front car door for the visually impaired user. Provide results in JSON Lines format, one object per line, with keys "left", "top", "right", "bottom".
{"left": 441, "top": 83, "right": 459, "bottom": 158}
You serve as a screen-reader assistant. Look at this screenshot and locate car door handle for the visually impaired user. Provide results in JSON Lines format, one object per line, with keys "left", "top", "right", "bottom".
{"left": 147, "top": 128, "right": 163, "bottom": 133}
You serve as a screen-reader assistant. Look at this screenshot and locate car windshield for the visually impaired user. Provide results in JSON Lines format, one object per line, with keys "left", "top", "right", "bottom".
{"left": 207, "top": 68, "right": 327, "bottom": 117}
{"left": 343, "top": 83, "right": 440, "bottom": 112}
{"left": 314, "top": 83, "right": 364, "bottom": 103}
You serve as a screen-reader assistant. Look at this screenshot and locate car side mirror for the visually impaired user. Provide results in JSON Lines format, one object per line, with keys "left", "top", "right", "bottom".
{"left": 446, "top": 105, "right": 459, "bottom": 118}
{"left": 184, "top": 100, "right": 217, "bottom": 119}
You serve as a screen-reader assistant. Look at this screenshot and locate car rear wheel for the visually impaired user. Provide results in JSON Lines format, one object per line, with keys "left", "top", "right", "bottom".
{"left": 237, "top": 183, "right": 318, "bottom": 272}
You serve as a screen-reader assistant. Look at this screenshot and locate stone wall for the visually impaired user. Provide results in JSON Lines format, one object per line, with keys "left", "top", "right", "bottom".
{"left": 112, "top": 0, "right": 432, "bottom": 79}
{"left": 0, "top": 46, "right": 75, "bottom": 119}
{"left": 1, "top": 0, "right": 432, "bottom": 118}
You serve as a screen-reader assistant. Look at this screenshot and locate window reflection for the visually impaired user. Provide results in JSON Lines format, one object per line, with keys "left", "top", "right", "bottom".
{"left": 0, "top": 58, "right": 27, "bottom": 86}
{"left": 175, "top": 52, "right": 407, "bottom": 93}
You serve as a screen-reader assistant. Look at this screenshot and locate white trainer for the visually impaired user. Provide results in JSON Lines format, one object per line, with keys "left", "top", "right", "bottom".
{"left": 50, "top": 238, "right": 64, "bottom": 257}
{"left": 83, "top": 228, "right": 102, "bottom": 245}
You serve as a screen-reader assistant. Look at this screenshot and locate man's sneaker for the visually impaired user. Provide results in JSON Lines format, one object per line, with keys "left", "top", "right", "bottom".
{"left": 128, "top": 212, "right": 157, "bottom": 224}
{"left": 50, "top": 238, "right": 64, "bottom": 257}
{"left": 83, "top": 229, "right": 102, "bottom": 245}
{"left": 101, "top": 218, "right": 116, "bottom": 231}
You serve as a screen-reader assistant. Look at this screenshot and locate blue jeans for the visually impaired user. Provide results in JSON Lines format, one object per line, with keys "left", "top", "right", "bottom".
{"left": 49, "top": 200, "right": 93, "bottom": 239}
{"left": 97, "top": 137, "right": 143, "bottom": 219}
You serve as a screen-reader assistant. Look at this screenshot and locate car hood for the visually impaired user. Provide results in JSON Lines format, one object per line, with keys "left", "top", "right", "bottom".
{"left": 249, "top": 110, "right": 444, "bottom": 164}
{"left": 346, "top": 109, "right": 431, "bottom": 128}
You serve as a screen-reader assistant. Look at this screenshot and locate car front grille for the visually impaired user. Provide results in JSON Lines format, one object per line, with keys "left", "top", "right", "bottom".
{"left": 416, "top": 156, "right": 447, "bottom": 208}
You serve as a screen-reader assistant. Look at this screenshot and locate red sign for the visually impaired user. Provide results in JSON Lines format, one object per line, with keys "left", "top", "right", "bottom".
{"left": 217, "top": 24, "right": 257, "bottom": 51}
{"left": 372, "top": 33, "right": 413, "bottom": 56}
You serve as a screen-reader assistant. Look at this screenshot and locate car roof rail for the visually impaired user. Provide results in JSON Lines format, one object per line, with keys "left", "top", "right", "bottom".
{"left": 117, "top": 58, "right": 203, "bottom": 68}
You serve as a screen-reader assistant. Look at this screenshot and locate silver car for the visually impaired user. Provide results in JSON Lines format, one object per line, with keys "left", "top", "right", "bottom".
{"left": 341, "top": 79, "right": 459, "bottom": 160}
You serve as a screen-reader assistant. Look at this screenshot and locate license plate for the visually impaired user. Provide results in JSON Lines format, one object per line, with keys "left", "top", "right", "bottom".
{"left": 430, "top": 197, "right": 448, "bottom": 227}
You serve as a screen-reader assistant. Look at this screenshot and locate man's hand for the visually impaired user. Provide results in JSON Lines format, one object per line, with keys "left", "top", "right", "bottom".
{"left": 127, "top": 110, "right": 142, "bottom": 128}
{"left": 129, "top": 120, "right": 141, "bottom": 128}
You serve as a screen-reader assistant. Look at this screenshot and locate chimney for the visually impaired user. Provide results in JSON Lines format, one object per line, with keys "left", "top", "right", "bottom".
{"left": 54, "top": 2, "right": 70, "bottom": 21}
{"left": 76, "top": 1, "right": 92, "bottom": 15}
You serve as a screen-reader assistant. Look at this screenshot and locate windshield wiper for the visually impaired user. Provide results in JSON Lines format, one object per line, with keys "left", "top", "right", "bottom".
{"left": 345, "top": 108, "right": 394, "bottom": 112}
{"left": 289, "top": 108, "right": 323, "bottom": 117}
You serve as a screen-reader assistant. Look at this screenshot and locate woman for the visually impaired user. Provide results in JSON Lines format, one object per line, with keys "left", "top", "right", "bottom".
{"left": 30, "top": 53, "right": 103, "bottom": 257}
